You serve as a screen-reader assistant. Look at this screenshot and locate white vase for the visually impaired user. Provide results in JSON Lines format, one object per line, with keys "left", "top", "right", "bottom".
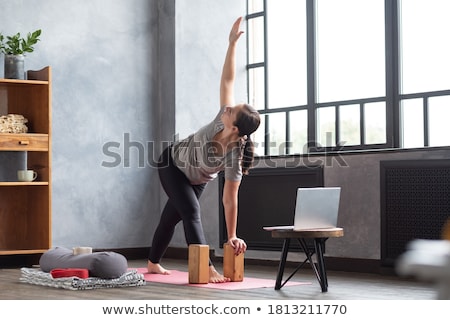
{"left": 4, "top": 54, "right": 25, "bottom": 79}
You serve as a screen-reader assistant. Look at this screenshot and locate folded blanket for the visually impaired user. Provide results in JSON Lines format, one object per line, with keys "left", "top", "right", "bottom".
{"left": 20, "top": 267, "right": 146, "bottom": 290}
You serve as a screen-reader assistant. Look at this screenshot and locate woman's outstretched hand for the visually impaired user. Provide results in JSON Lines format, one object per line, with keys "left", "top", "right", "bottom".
{"left": 229, "top": 16, "right": 244, "bottom": 44}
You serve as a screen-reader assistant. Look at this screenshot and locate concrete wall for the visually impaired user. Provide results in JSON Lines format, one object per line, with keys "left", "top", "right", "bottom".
{"left": 0, "top": 0, "right": 168, "bottom": 249}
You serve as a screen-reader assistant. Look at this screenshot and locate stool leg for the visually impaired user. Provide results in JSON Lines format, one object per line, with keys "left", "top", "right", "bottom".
{"left": 223, "top": 243, "right": 244, "bottom": 282}
{"left": 275, "top": 238, "right": 290, "bottom": 290}
{"left": 314, "top": 238, "right": 328, "bottom": 292}
{"left": 188, "top": 244, "right": 209, "bottom": 284}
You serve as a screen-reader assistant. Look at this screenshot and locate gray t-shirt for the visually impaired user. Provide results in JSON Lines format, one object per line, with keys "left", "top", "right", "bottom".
{"left": 171, "top": 105, "right": 243, "bottom": 185}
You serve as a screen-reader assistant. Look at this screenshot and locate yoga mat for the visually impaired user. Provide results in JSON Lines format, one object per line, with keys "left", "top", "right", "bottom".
{"left": 135, "top": 268, "right": 309, "bottom": 290}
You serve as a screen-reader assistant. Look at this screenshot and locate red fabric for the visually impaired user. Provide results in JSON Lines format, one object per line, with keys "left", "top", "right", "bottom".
{"left": 50, "top": 268, "right": 89, "bottom": 279}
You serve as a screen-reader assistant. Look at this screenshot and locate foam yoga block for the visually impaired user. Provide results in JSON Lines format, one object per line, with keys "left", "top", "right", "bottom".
{"left": 223, "top": 243, "right": 244, "bottom": 282}
{"left": 188, "top": 244, "right": 209, "bottom": 284}
{"left": 50, "top": 268, "right": 89, "bottom": 279}
{"left": 39, "top": 247, "right": 128, "bottom": 279}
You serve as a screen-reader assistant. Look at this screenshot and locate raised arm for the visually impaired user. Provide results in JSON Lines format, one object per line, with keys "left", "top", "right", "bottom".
{"left": 220, "top": 17, "right": 245, "bottom": 108}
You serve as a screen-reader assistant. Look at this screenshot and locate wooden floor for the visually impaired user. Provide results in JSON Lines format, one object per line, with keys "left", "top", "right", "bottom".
{"left": 0, "top": 258, "right": 438, "bottom": 300}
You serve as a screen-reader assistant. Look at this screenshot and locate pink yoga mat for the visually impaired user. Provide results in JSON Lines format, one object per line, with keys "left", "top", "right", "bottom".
{"left": 134, "top": 268, "right": 308, "bottom": 290}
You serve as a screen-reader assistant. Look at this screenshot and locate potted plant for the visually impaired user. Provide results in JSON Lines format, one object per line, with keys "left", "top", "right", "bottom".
{"left": 0, "top": 29, "right": 42, "bottom": 79}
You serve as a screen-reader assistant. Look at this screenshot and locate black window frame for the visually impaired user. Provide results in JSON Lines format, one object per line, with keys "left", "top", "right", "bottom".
{"left": 246, "top": 0, "right": 450, "bottom": 157}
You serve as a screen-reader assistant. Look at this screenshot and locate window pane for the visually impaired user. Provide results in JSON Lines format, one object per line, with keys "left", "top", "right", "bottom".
{"left": 266, "top": 0, "right": 307, "bottom": 108}
{"left": 248, "top": 67, "right": 265, "bottom": 110}
{"left": 248, "top": 0, "right": 264, "bottom": 14}
{"left": 339, "top": 104, "right": 360, "bottom": 146}
{"left": 253, "top": 114, "right": 266, "bottom": 157}
{"left": 289, "top": 110, "right": 308, "bottom": 154}
{"left": 364, "top": 102, "right": 386, "bottom": 144}
{"left": 400, "top": 98, "right": 424, "bottom": 148}
{"left": 248, "top": 16, "right": 264, "bottom": 64}
{"left": 317, "top": 107, "right": 336, "bottom": 147}
{"left": 429, "top": 96, "right": 450, "bottom": 147}
{"left": 268, "top": 112, "right": 286, "bottom": 155}
{"left": 316, "top": 0, "right": 385, "bottom": 102}
{"left": 399, "top": 0, "right": 450, "bottom": 94}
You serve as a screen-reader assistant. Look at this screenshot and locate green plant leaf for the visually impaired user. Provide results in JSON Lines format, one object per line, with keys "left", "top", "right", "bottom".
{"left": 0, "top": 29, "right": 41, "bottom": 55}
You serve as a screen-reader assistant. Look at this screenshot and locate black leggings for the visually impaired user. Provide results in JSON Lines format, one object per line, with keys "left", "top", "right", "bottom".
{"left": 148, "top": 146, "right": 208, "bottom": 264}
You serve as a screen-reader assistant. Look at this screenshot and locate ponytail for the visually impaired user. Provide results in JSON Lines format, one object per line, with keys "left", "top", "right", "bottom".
{"left": 234, "top": 104, "right": 261, "bottom": 175}
{"left": 241, "top": 136, "right": 255, "bottom": 175}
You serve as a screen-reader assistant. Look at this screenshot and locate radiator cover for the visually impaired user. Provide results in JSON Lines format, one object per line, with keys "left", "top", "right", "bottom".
{"left": 380, "top": 159, "right": 450, "bottom": 266}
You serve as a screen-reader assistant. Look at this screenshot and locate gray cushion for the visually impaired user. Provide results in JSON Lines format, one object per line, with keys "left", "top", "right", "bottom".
{"left": 39, "top": 247, "right": 128, "bottom": 279}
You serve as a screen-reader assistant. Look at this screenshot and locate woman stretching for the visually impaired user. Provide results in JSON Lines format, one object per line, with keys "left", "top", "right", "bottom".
{"left": 147, "top": 17, "right": 261, "bottom": 283}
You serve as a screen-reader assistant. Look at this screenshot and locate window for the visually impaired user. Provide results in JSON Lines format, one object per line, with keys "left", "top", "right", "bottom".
{"left": 399, "top": 0, "right": 450, "bottom": 147}
{"left": 247, "top": 0, "right": 450, "bottom": 156}
{"left": 316, "top": 0, "right": 385, "bottom": 103}
{"left": 266, "top": 0, "right": 307, "bottom": 109}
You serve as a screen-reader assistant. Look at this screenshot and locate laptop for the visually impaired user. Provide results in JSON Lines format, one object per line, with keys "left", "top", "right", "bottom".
{"left": 263, "top": 187, "right": 341, "bottom": 231}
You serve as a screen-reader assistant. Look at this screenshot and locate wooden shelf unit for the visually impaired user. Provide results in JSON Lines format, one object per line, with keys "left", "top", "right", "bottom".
{"left": 0, "top": 67, "right": 52, "bottom": 256}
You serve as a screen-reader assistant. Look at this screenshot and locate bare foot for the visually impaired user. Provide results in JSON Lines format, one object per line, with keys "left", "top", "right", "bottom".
{"left": 209, "top": 266, "right": 230, "bottom": 283}
{"left": 147, "top": 260, "right": 171, "bottom": 275}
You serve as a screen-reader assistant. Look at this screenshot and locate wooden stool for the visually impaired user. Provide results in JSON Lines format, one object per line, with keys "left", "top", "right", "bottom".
{"left": 223, "top": 243, "right": 244, "bottom": 282}
{"left": 188, "top": 244, "right": 209, "bottom": 284}
{"left": 268, "top": 227, "right": 344, "bottom": 292}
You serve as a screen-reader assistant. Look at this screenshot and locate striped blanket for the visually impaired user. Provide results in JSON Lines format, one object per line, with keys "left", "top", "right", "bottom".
{"left": 20, "top": 267, "right": 146, "bottom": 290}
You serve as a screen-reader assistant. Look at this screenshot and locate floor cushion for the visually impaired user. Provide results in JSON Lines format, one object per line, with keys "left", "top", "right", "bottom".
{"left": 39, "top": 247, "right": 128, "bottom": 279}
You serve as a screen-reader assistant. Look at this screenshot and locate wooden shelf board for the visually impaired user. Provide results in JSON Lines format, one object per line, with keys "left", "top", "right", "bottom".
{"left": 0, "top": 182, "right": 49, "bottom": 186}
{"left": 0, "top": 133, "right": 48, "bottom": 137}
{"left": 0, "top": 249, "right": 48, "bottom": 255}
{"left": 0, "top": 78, "right": 49, "bottom": 85}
